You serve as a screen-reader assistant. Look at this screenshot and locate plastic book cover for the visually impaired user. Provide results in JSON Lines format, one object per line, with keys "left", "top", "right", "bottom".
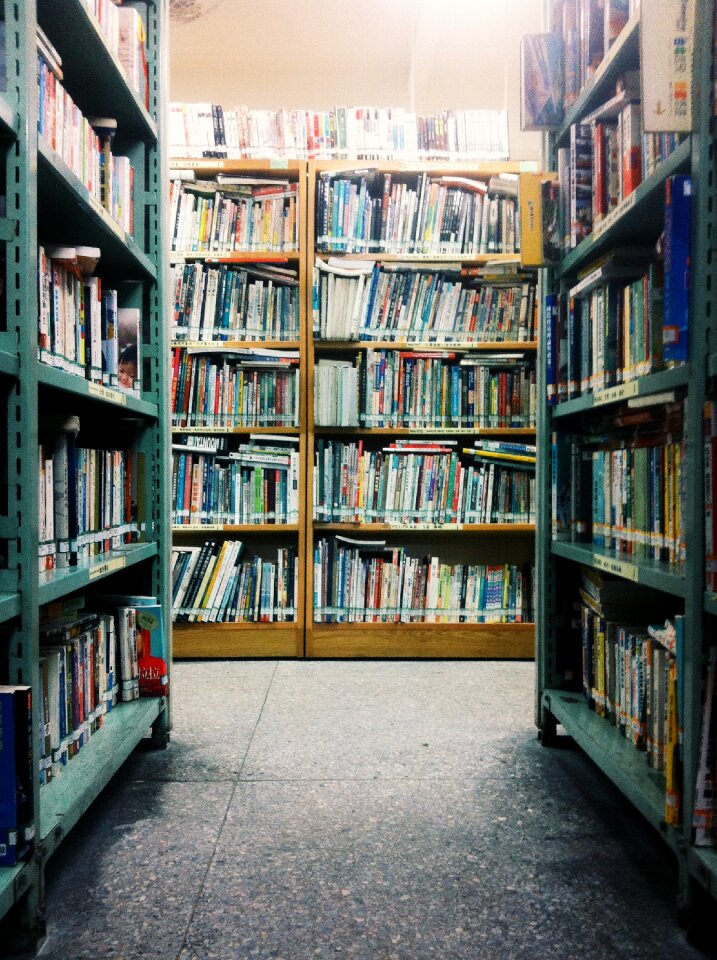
{"left": 520, "top": 33, "right": 564, "bottom": 131}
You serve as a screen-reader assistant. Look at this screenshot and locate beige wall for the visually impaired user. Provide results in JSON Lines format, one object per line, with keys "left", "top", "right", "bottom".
{"left": 169, "top": 0, "right": 543, "bottom": 161}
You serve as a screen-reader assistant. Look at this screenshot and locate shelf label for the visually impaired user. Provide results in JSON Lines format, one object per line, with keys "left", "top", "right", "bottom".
{"left": 592, "top": 554, "right": 638, "bottom": 582}
{"left": 88, "top": 556, "right": 126, "bottom": 581}
{"left": 175, "top": 524, "right": 225, "bottom": 532}
{"left": 592, "top": 380, "right": 639, "bottom": 407}
{"left": 88, "top": 382, "right": 128, "bottom": 405}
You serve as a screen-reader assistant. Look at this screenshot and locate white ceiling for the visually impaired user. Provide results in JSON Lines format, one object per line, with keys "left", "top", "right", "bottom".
{"left": 169, "top": 0, "right": 543, "bottom": 159}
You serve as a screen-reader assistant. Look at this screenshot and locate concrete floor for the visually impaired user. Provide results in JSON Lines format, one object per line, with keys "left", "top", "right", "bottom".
{"left": 38, "top": 661, "right": 708, "bottom": 960}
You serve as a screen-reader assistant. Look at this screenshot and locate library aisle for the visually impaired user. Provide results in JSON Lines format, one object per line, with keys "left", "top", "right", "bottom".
{"left": 38, "top": 662, "right": 702, "bottom": 960}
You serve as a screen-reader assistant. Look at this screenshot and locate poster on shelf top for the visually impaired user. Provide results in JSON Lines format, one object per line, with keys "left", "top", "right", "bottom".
{"left": 640, "top": 0, "right": 695, "bottom": 133}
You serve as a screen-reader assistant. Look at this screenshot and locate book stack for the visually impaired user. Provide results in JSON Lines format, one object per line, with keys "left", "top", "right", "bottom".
{"left": 37, "top": 32, "right": 134, "bottom": 233}
{"left": 38, "top": 245, "right": 141, "bottom": 394}
{"left": 313, "top": 536, "right": 533, "bottom": 624}
{"left": 171, "top": 541, "right": 298, "bottom": 623}
{"left": 313, "top": 439, "right": 535, "bottom": 525}
{"left": 172, "top": 436, "right": 300, "bottom": 526}
{"left": 315, "top": 172, "right": 520, "bottom": 256}
{"left": 169, "top": 103, "right": 510, "bottom": 162}
{"left": 552, "top": 407, "right": 685, "bottom": 564}
{"left": 169, "top": 176, "right": 299, "bottom": 253}
{"left": 313, "top": 259, "right": 536, "bottom": 343}
{"left": 577, "top": 567, "right": 682, "bottom": 821}
{"left": 170, "top": 347, "right": 300, "bottom": 429}
{"left": 170, "top": 261, "right": 300, "bottom": 343}
{"left": 321, "top": 349, "right": 536, "bottom": 429}
{"left": 314, "top": 359, "right": 360, "bottom": 427}
{"left": 546, "top": 249, "right": 667, "bottom": 402}
{"left": 694, "top": 647, "right": 717, "bottom": 848}
{"left": 38, "top": 416, "right": 141, "bottom": 573}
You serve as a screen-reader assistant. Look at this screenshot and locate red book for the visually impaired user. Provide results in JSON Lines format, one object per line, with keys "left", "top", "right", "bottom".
{"left": 593, "top": 122, "right": 606, "bottom": 221}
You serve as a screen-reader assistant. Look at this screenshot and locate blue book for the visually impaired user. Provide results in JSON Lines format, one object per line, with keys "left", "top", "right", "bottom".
{"left": 545, "top": 292, "right": 558, "bottom": 404}
{"left": 663, "top": 175, "right": 691, "bottom": 365}
{"left": 0, "top": 686, "right": 34, "bottom": 867}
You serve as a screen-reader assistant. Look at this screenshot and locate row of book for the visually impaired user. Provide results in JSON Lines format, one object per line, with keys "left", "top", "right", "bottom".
{"left": 553, "top": 427, "right": 685, "bottom": 565}
{"left": 38, "top": 39, "right": 134, "bottom": 233}
{"left": 315, "top": 171, "right": 520, "bottom": 256}
{"left": 169, "top": 102, "right": 510, "bottom": 161}
{"left": 38, "top": 416, "right": 140, "bottom": 572}
{"left": 170, "top": 347, "right": 300, "bottom": 429}
{"left": 170, "top": 261, "right": 300, "bottom": 344}
{"left": 171, "top": 541, "right": 298, "bottom": 622}
{"left": 577, "top": 565, "right": 682, "bottom": 824}
{"left": 561, "top": 105, "right": 684, "bottom": 252}
{"left": 172, "top": 437, "right": 300, "bottom": 526}
{"left": 82, "top": 1, "right": 148, "bottom": 105}
{"left": 313, "top": 440, "right": 535, "bottom": 525}
{"left": 313, "top": 259, "right": 536, "bottom": 343}
{"left": 169, "top": 176, "right": 299, "bottom": 253}
{"left": 313, "top": 538, "right": 533, "bottom": 623}
{"left": 314, "top": 351, "right": 537, "bottom": 429}
{"left": 38, "top": 245, "right": 141, "bottom": 394}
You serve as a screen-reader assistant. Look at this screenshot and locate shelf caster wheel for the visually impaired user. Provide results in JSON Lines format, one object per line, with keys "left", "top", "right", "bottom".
{"left": 150, "top": 732, "right": 170, "bottom": 750}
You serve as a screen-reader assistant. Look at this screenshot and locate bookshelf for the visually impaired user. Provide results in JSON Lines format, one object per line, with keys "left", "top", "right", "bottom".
{"left": 0, "top": 0, "right": 169, "bottom": 948}
{"left": 168, "top": 158, "right": 308, "bottom": 658}
{"left": 305, "top": 160, "right": 538, "bottom": 659}
{"left": 536, "top": 0, "right": 717, "bottom": 932}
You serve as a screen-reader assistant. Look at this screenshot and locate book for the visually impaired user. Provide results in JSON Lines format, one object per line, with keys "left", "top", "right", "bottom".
{"left": 0, "top": 686, "right": 34, "bottom": 867}
{"left": 518, "top": 172, "right": 560, "bottom": 266}
{"left": 663, "top": 175, "right": 691, "bottom": 366}
{"left": 520, "top": 33, "right": 564, "bottom": 131}
{"left": 640, "top": 0, "right": 695, "bottom": 133}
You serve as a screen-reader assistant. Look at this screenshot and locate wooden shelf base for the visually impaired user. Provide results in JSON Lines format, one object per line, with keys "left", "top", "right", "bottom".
{"left": 172, "top": 622, "right": 303, "bottom": 658}
{"left": 307, "top": 622, "right": 534, "bottom": 659}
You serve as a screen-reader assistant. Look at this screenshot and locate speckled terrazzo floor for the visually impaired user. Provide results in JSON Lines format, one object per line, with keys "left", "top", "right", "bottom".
{"left": 37, "top": 661, "right": 710, "bottom": 960}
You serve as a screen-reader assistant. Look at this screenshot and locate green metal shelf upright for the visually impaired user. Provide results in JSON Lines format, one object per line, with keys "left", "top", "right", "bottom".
{"left": 536, "top": 0, "right": 717, "bottom": 935}
{"left": 0, "top": 0, "right": 170, "bottom": 949}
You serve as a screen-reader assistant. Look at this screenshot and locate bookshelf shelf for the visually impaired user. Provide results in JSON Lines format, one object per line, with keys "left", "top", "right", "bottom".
{"left": 308, "top": 622, "right": 534, "bottom": 659}
{"left": 172, "top": 425, "right": 300, "bottom": 436}
{"left": 172, "top": 622, "right": 302, "bottom": 659}
{"left": 314, "top": 340, "right": 538, "bottom": 353}
{"left": 170, "top": 251, "right": 301, "bottom": 263}
{"left": 703, "top": 592, "right": 717, "bottom": 617}
{"left": 540, "top": 689, "right": 676, "bottom": 844}
{"left": 313, "top": 523, "right": 535, "bottom": 534}
{"left": 36, "top": 0, "right": 156, "bottom": 141}
{"left": 555, "top": 13, "right": 640, "bottom": 146}
{"left": 0, "top": 592, "right": 21, "bottom": 624}
{"left": 171, "top": 340, "right": 301, "bottom": 350}
{"left": 313, "top": 426, "right": 536, "bottom": 437}
{"left": 314, "top": 253, "right": 521, "bottom": 264}
{"left": 688, "top": 847, "right": 717, "bottom": 901}
{"left": 39, "top": 697, "right": 165, "bottom": 858}
{"left": 37, "top": 543, "right": 159, "bottom": 606}
{"left": 550, "top": 541, "right": 686, "bottom": 597}
{"left": 0, "top": 348, "right": 19, "bottom": 378}
{"left": 37, "top": 363, "right": 159, "bottom": 418}
{"left": 550, "top": 365, "right": 690, "bottom": 419}
{"left": 37, "top": 139, "right": 157, "bottom": 280}
{"left": 0, "top": 864, "right": 32, "bottom": 926}
{"left": 558, "top": 138, "right": 691, "bottom": 278}
{"left": 172, "top": 524, "right": 300, "bottom": 534}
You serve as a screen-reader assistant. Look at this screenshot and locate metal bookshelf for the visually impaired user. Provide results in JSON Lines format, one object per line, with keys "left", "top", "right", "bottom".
{"left": 0, "top": 0, "right": 170, "bottom": 948}
{"left": 536, "top": 0, "right": 717, "bottom": 932}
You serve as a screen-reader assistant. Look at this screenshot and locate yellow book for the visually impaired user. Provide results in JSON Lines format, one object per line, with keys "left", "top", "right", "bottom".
{"left": 664, "top": 657, "right": 681, "bottom": 826}
{"left": 518, "top": 171, "right": 558, "bottom": 267}
{"left": 463, "top": 448, "right": 536, "bottom": 464}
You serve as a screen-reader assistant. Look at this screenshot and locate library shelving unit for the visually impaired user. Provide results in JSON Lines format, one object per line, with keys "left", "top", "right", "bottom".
{"left": 306, "top": 160, "right": 537, "bottom": 659}
{"left": 168, "top": 158, "right": 308, "bottom": 658}
{"left": 0, "top": 0, "right": 170, "bottom": 947}
{"left": 536, "top": 0, "right": 717, "bottom": 930}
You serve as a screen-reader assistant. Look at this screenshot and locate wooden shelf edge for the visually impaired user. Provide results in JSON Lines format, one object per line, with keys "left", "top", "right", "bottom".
{"left": 172, "top": 622, "right": 302, "bottom": 658}
{"left": 308, "top": 622, "right": 534, "bottom": 659}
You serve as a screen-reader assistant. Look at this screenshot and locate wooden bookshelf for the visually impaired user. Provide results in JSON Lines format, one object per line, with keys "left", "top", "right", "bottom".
{"left": 305, "top": 160, "right": 537, "bottom": 659}
{"left": 169, "top": 159, "right": 309, "bottom": 657}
